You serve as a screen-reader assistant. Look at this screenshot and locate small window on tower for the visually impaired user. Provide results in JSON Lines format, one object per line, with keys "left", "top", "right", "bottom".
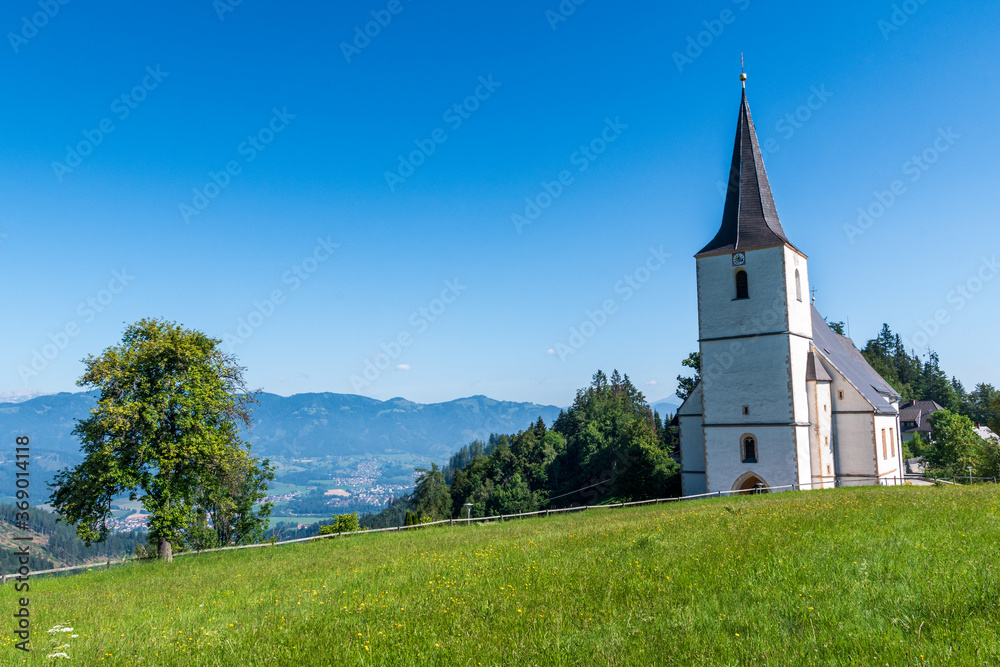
{"left": 735, "top": 270, "right": 749, "bottom": 300}
{"left": 838, "top": 390, "right": 844, "bottom": 400}
{"left": 742, "top": 405, "right": 749, "bottom": 415}
{"left": 795, "top": 269, "right": 802, "bottom": 302}
{"left": 742, "top": 435, "right": 758, "bottom": 463}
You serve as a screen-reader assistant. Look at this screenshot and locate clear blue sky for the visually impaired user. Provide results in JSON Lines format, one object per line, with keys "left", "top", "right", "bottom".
{"left": 1, "top": 0, "right": 997, "bottom": 407}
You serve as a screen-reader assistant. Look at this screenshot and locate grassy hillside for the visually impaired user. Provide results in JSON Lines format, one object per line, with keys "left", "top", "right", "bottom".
{"left": 2, "top": 485, "right": 999, "bottom": 665}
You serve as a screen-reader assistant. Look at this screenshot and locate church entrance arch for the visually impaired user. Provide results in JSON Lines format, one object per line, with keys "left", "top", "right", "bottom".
{"left": 732, "top": 472, "right": 769, "bottom": 494}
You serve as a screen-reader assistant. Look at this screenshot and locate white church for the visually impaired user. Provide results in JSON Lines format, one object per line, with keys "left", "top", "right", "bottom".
{"left": 676, "top": 79, "right": 904, "bottom": 495}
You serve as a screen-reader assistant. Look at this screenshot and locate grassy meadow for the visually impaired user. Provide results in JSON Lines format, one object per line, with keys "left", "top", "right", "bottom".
{"left": 2, "top": 484, "right": 999, "bottom": 665}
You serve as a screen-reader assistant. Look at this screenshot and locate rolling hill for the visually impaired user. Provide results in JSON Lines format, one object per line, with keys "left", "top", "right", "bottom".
{"left": 2, "top": 485, "right": 996, "bottom": 664}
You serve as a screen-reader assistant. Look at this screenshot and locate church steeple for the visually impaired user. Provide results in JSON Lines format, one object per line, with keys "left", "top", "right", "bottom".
{"left": 696, "top": 82, "right": 797, "bottom": 256}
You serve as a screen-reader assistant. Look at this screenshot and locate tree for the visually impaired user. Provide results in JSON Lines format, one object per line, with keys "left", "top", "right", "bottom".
{"left": 189, "top": 449, "right": 274, "bottom": 550}
{"left": 411, "top": 463, "right": 452, "bottom": 520}
{"left": 675, "top": 352, "right": 701, "bottom": 402}
{"left": 825, "top": 319, "right": 846, "bottom": 335}
{"left": 319, "top": 512, "right": 361, "bottom": 535}
{"left": 48, "top": 319, "right": 270, "bottom": 562}
{"left": 924, "top": 409, "right": 981, "bottom": 477}
{"left": 965, "top": 383, "right": 1000, "bottom": 427}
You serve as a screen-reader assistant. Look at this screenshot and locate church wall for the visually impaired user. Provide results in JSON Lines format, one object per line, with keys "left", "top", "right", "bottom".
{"left": 807, "top": 380, "right": 835, "bottom": 489}
{"left": 783, "top": 247, "right": 812, "bottom": 339}
{"left": 788, "top": 336, "right": 813, "bottom": 425}
{"left": 817, "top": 355, "right": 874, "bottom": 415}
{"left": 700, "top": 335, "right": 794, "bottom": 425}
{"left": 832, "top": 412, "right": 878, "bottom": 482}
{"left": 696, "top": 246, "right": 789, "bottom": 341}
{"left": 793, "top": 425, "right": 814, "bottom": 488}
{"left": 873, "top": 413, "right": 903, "bottom": 484}
{"left": 704, "top": 426, "right": 802, "bottom": 492}
{"left": 677, "top": 385, "right": 706, "bottom": 496}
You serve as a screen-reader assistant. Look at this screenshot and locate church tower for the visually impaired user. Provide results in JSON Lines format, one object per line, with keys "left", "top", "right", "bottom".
{"left": 692, "top": 79, "right": 815, "bottom": 494}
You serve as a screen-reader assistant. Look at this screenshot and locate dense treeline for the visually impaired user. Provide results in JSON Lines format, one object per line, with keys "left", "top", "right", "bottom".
{"left": 0, "top": 503, "right": 145, "bottom": 573}
{"left": 361, "top": 370, "right": 680, "bottom": 527}
{"left": 859, "top": 324, "right": 1000, "bottom": 430}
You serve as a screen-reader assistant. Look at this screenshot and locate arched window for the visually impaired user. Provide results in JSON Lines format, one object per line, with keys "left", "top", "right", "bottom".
{"left": 735, "top": 270, "right": 748, "bottom": 299}
{"left": 795, "top": 269, "right": 802, "bottom": 302}
{"left": 741, "top": 435, "right": 757, "bottom": 463}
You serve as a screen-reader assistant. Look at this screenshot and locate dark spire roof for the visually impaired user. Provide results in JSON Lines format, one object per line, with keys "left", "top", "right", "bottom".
{"left": 697, "top": 88, "right": 798, "bottom": 256}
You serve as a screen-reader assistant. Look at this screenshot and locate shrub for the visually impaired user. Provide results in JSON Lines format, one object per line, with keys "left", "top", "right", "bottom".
{"left": 318, "top": 512, "right": 361, "bottom": 535}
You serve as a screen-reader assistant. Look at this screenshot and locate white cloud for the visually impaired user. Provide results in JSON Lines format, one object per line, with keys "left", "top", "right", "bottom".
{"left": 396, "top": 364, "right": 411, "bottom": 371}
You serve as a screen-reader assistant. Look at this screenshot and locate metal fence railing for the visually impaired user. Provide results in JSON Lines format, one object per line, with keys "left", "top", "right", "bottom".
{"left": 2, "top": 473, "right": 995, "bottom": 584}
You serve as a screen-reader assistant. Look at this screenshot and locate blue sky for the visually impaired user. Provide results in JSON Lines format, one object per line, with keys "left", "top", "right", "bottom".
{"left": 1, "top": 0, "right": 997, "bottom": 407}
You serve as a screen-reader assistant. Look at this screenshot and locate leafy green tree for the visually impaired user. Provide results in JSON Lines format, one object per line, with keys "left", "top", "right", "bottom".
{"left": 974, "top": 435, "right": 1000, "bottom": 479}
{"left": 189, "top": 449, "right": 274, "bottom": 549}
{"left": 825, "top": 319, "right": 846, "bottom": 335}
{"left": 675, "top": 352, "right": 701, "bottom": 402}
{"left": 48, "top": 319, "right": 269, "bottom": 562}
{"left": 412, "top": 463, "right": 452, "bottom": 520}
{"left": 925, "top": 409, "right": 981, "bottom": 477}
{"left": 904, "top": 432, "right": 930, "bottom": 461}
{"left": 319, "top": 512, "right": 361, "bottom": 535}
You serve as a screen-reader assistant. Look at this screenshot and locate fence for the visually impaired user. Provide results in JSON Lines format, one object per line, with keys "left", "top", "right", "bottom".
{"left": 3, "top": 473, "right": 995, "bottom": 584}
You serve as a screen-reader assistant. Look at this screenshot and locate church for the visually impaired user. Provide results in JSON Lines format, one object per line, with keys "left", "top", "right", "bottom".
{"left": 676, "top": 77, "right": 904, "bottom": 495}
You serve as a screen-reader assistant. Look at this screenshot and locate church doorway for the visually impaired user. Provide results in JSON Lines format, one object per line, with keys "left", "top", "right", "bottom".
{"left": 733, "top": 472, "right": 769, "bottom": 494}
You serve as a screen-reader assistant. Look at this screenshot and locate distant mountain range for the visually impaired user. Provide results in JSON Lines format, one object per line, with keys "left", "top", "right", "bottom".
{"left": 0, "top": 392, "right": 566, "bottom": 461}
{"left": 0, "top": 390, "right": 680, "bottom": 464}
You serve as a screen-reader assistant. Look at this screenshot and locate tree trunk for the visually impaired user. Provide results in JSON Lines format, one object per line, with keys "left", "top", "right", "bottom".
{"left": 158, "top": 536, "right": 173, "bottom": 563}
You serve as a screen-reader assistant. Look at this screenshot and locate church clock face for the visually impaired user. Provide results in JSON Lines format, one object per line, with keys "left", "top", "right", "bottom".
{"left": 732, "top": 252, "right": 746, "bottom": 266}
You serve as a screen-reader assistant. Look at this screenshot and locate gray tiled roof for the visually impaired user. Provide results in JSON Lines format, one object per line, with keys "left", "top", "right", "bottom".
{"left": 806, "top": 351, "right": 833, "bottom": 382}
{"left": 899, "top": 400, "right": 944, "bottom": 433}
{"left": 811, "top": 306, "right": 899, "bottom": 415}
{"left": 697, "top": 88, "right": 798, "bottom": 257}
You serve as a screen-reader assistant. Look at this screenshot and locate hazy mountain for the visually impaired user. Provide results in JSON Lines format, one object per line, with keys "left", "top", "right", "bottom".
{"left": 0, "top": 391, "right": 564, "bottom": 463}
{"left": 650, "top": 398, "right": 681, "bottom": 416}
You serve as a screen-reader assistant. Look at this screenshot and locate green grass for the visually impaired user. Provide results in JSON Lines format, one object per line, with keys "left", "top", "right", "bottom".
{"left": 3, "top": 485, "right": 999, "bottom": 665}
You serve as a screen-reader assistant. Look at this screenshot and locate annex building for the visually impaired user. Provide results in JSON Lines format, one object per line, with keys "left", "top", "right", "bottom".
{"left": 676, "top": 80, "right": 904, "bottom": 495}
